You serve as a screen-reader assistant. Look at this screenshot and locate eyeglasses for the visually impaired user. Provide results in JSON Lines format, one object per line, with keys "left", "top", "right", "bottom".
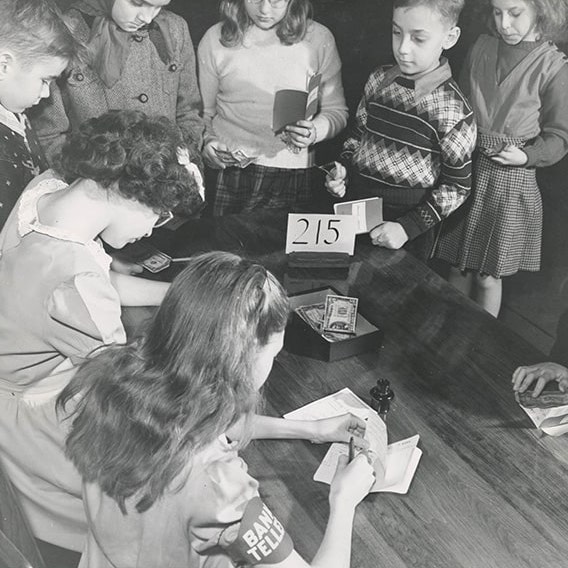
{"left": 247, "top": 0, "right": 289, "bottom": 7}
{"left": 154, "top": 210, "right": 173, "bottom": 228}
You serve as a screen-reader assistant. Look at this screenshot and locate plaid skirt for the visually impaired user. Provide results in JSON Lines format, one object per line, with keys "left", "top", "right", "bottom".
{"left": 436, "top": 133, "right": 542, "bottom": 278}
{"left": 209, "top": 164, "right": 313, "bottom": 216}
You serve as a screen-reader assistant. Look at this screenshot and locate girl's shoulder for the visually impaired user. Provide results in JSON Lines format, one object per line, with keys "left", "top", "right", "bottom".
{"left": 305, "top": 20, "right": 336, "bottom": 43}
{"left": 198, "top": 22, "right": 224, "bottom": 49}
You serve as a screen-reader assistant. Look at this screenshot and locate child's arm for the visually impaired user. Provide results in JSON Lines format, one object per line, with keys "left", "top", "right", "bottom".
{"left": 515, "top": 63, "right": 568, "bottom": 168}
{"left": 226, "top": 414, "right": 368, "bottom": 449}
{"left": 174, "top": 19, "right": 205, "bottom": 164}
{"left": 389, "top": 110, "right": 476, "bottom": 245}
{"left": 27, "top": 80, "right": 70, "bottom": 166}
{"left": 197, "top": 28, "right": 230, "bottom": 169}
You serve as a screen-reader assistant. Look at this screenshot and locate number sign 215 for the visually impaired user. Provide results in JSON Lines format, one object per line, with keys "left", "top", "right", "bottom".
{"left": 285, "top": 214, "right": 357, "bottom": 255}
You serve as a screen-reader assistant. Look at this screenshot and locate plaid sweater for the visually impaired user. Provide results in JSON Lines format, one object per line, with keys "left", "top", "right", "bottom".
{"left": 341, "top": 60, "right": 476, "bottom": 239}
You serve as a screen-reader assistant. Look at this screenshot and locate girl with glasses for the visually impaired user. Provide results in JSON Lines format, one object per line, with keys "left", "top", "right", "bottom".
{"left": 59, "top": 251, "right": 375, "bottom": 568}
{"left": 0, "top": 109, "right": 202, "bottom": 553}
{"left": 199, "top": 0, "right": 348, "bottom": 215}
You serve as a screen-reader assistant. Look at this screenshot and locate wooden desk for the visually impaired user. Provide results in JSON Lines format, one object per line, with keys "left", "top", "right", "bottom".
{"left": 130, "top": 213, "right": 568, "bottom": 568}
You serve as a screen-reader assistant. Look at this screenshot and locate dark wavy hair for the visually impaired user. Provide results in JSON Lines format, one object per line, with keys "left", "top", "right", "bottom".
{"left": 393, "top": 0, "right": 465, "bottom": 26}
{"left": 58, "top": 252, "right": 290, "bottom": 514}
{"left": 476, "top": 0, "right": 568, "bottom": 42}
{"left": 0, "top": 0, "right": 80, "bottom": 66}
{"left": 55, "top": 110, "right": 203, "bottom": 214}
{"left": 219, "top": 0, "right": 313, "bottom": 47}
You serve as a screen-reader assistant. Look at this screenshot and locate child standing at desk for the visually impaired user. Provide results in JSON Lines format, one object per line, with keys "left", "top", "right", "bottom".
{"left": 325, "top": 0, "right": 476, "bottom": 261}
{"left": 436, "top": 0, "right": 568, "bottom": 316}
{"left": 59, "top": 252, "right": 375, "bottom": 568}
{"left": 0, "top": 0, "right": 77, "bottom": 230}
{"left": 198, "top": 0, "right": 348, "bottom": 215}
{"left": 29, "top": 0, "right": 204, "bottom": 167}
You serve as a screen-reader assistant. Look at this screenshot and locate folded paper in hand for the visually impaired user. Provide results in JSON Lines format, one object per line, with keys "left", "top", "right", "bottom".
{"left": 334, "top": 197, "right": 383, "bottom": 235}
{"left": 284, "top": 387, "right": 421, "bottom": 493}
{"left": 273, "top": 73, "right": 321, "bottom": 134}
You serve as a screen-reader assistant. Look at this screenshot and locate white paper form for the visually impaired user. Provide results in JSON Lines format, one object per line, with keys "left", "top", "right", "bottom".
{"left": 284, "top": 388, "right": 421, "bottom": 493}
{"left": 518, "top": 403, "right": 568, "bottom": 436}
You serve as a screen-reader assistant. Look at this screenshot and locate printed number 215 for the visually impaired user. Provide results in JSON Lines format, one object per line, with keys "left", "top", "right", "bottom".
{"left": 293, "top": 218, "right": 340, "bottom": 245}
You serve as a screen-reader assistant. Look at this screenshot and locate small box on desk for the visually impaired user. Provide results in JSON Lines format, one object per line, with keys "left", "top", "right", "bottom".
{"left": 285, "top": 287, "right": 383, "bottom": 362}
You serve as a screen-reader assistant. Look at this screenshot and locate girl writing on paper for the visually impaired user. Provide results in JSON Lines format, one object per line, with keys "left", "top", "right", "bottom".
{"left": 59, "top": 251, "right": 375, "bottom": 568}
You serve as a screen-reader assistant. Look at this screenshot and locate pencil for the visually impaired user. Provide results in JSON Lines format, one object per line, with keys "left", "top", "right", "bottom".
{"left": 348, "top": 436, "right": 355, "bottom": 462}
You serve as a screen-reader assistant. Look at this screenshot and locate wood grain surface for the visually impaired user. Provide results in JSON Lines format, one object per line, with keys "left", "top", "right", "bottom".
{"left": 124, "top": 212, "right": 568, "bottom": 568}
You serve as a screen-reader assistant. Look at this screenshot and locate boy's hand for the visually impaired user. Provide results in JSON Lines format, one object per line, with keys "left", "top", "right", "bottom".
{"left": 491, "top": 145, "right": 528, "bottom": 167}
{"left": 370, "top": 222, "right": 408, "bottom": 249}
{"left": 324, "top": 161, "right": 347, "bottom": 198}
{"left": 512, "top": 362, "right": 568, "bottom": 397}
{"left": 284, "top": 119, "right": 317, "bottom": 149}
{"left": 203, "top": 140, "right": 234, "bottom": 169}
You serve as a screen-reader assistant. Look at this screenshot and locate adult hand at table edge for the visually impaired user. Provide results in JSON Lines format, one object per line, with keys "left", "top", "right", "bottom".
{"left": 512, "top": 362, "right": 568, "bottom": 397}
{"left": 309, "top": 414, "right": 369, "bottom": 450}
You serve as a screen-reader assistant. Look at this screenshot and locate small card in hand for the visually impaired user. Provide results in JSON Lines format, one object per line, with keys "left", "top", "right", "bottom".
{"left": 322, "top": 294, "right": 358, "bottom": 334}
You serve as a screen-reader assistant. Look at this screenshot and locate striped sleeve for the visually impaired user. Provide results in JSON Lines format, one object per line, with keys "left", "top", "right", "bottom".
{"left": 398, "top": 111, "right": 476, "bottom": 239}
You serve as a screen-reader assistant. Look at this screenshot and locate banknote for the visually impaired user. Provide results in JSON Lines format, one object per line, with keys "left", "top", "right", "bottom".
{"left": 322, "top": 295, "right": 358, "bottom": 334}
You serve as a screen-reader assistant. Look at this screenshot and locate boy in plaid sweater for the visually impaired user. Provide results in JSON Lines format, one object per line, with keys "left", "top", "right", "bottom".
{"left": 326, "top": 0, "right": 476, "bottom": 260}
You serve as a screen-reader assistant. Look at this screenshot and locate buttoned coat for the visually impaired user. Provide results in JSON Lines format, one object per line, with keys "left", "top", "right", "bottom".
{"left": 29, "top": 8, "right": 204, "bottom": 165}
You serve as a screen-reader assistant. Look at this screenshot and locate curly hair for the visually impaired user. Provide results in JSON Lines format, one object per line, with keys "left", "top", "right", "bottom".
{"left": 0, "top": 0, "right": 80, "bottom": 66}
{"left": 56, "top": 110, "right": 203, "bottom": 214}
{"left": 393, "top": 0, "right": 465, "bottom": 26}
{"left": 58, "top": 252, "right": 290, "bottom": 514}
{"left": 476, "top": 0, "right": 568, "bottom": 42}
{"left": 219, "top": 0, "right": 313, "bottom": 47}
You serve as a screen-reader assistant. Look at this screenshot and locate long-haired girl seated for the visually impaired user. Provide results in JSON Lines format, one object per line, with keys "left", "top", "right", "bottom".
{"left": 59, "top": 251, "right": 375, "bottom": 568}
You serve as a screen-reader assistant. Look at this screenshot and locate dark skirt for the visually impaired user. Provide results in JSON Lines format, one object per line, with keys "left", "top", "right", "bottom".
{"left": 436, "top": 134, "right": 542, "bottom": 278}
{"left": 207, "top": 163, "right": 313, "bottom": 216}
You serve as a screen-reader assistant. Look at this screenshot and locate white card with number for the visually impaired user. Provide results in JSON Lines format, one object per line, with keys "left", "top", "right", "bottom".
{"left": 285, "top": 213, "right": 357, "bottom": 255}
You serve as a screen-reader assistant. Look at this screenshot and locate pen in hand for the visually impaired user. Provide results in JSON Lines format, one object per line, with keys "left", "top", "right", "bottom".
{"left": 348, "top": 436, "right": 355, "bottom": 463}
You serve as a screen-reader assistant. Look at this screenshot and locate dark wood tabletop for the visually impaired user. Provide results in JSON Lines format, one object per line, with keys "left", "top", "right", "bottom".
{"left": 125, "top": 212, "right": 568, "bottom": 568}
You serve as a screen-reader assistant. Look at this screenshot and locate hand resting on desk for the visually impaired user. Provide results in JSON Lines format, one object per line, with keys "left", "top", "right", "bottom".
{"left": 512, "top": 362, "right": 568, "bottom": 397}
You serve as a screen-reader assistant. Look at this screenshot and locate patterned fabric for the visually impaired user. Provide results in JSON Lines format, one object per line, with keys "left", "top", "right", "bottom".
{"left": 341, "top": 60, "right": 476, "bottom": 240}
{"left": 0, "top": 114, "right": 47, "bottom": 230}
{"left": 210, "top": 164, "right": 313, "bottom": 216}
{"left": 436, "top": 133, "right": 541, "bottom": 278}
{"left": 28, "top": 8, "right": 203, "bottom": 166}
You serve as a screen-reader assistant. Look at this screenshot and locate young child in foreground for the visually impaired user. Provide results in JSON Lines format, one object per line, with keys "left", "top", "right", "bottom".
{"left": 58, "top": 252, "right": 375, "bottom": 568}
{"left": 0, "top": 0, "right": 77, "bottom": 229}
{"left": 436, "top": 0, "right": 568, "bottom": 316}
{"left": 326, "top": 0, "right": 476, "bottom": 261}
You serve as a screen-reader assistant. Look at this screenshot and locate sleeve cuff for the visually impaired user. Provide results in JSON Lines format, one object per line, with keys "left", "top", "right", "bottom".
{"left": 397, "top": 203, "right": 441, "bottom": 240}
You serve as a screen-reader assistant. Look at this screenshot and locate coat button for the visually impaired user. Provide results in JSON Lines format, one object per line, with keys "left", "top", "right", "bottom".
{"left": 138, "top": 93, "right": 149, "bottom": 103}
{"left": 75, "top": 72, "right": 84, "bottom": 81}
{"left": 168, "top": 63, "right": 177, "bottom": 72}
{"left": 132, "top": 34, "right": 143, "bottom": 42}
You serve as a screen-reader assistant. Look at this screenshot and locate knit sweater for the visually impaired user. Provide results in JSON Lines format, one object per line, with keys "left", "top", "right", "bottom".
{"left": 341, "top": 59, "right": 476, "bottom": 240}
{"left": 198, "top": 21, "right": 348, "bottom": 169}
